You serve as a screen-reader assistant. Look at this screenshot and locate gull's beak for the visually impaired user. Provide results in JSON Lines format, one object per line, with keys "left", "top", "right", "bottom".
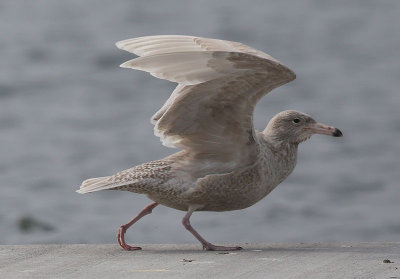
{"left": 306, "top": 122, "right": 343, "bottom": 137}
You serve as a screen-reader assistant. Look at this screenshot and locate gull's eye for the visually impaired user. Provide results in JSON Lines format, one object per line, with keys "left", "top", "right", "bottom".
{"left": 293, "top": 118, "right": 300, "bottom": 124}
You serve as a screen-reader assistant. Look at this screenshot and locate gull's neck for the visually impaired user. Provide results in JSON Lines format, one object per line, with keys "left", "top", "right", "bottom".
{"left": 260, "top": 130, "right": 299, "bottom": 153}
{"left": 256, "top": 131, "right": 298, "bottom": 188}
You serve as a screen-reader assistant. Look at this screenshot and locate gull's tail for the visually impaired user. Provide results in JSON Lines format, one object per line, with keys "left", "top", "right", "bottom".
{"left": 76, "top": 176, "right": 118, "bottom": 194}
{"left": 76, "top": 158, "right": 175, "bottom": 195}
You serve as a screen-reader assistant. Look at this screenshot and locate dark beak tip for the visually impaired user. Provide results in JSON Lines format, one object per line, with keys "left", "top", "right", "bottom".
{"left": 332, "top": 128, "right": 343, "bottom": 137}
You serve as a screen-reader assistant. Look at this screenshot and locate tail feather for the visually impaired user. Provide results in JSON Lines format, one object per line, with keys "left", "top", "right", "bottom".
{"left": 77, "top": 159, "right": 174, "bottom": 194}
{"left": 76, "top": 176, "right": 127, "bottom": 194}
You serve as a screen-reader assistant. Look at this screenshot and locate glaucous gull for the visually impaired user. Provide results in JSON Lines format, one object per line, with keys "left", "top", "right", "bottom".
{"left": 77, "top": 35, "right": 343, "bottom": 251}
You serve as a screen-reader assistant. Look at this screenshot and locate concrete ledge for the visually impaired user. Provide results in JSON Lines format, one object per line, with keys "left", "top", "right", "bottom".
{"left": 1, "top": 243, "right": 399, "bottom": 278}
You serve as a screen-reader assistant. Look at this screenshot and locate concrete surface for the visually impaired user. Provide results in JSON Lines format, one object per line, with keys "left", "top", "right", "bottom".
{"left": 1, "top": 243, "right": 399, "bottom": 278}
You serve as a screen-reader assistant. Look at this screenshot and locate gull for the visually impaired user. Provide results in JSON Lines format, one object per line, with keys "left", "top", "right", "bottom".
{"left": 77, "top": 35, "right": 343, "bottom": 251}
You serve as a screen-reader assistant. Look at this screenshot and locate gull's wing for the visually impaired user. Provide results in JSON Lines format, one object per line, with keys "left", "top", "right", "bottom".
{"left": 116, "top": 35, "right": 278, "bottom": 61}
{"left": 117, "top": 36, "right": 295, "bottom": 173}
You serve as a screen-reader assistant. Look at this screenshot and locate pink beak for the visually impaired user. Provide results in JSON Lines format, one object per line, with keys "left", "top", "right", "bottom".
{"left": 307, "top": 122, "right": 343, "bottom": 137}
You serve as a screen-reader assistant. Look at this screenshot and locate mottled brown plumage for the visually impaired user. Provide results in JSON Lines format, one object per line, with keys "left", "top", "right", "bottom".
{"left": 77, "top": 35, "right": 343, "bottom": 251}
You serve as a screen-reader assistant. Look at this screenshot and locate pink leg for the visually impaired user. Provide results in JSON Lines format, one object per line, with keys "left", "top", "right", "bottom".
{"left": 117, "top": 202, "right": 158, "bottom": 251}
{"left": 182, "top": 208, "right": 242, "bottom": 251}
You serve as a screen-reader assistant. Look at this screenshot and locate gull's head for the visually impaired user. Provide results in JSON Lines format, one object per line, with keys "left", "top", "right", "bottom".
{"left": 263, "top": 110, "right": 343, "bottom": 145}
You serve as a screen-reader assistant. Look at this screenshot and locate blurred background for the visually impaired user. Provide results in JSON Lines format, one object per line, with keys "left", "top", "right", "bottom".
{"left": 1, "top": 0, "right": 399, "bottom": 245}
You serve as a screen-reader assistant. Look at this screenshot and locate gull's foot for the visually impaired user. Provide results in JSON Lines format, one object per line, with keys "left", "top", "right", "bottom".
{"left": 117, "top": 225, "right": 142, "bottom": 251}
{"left": 202, "top": 243, "right": 243, "bottom": 251}
{"left": 120, "top": 242, "right": 142, "bottom": 251}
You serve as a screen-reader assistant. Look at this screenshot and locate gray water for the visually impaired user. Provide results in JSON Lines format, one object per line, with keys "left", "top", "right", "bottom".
{"left": 1, "top": 0, "right": 400, "bottom": 245}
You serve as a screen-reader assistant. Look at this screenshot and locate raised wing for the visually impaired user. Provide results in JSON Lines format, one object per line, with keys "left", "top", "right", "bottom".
{"left": 120, "top": 51, "right": 241, "bottom": 85}
{"left": 116, "top": 35, "right": 279, "bottom": 61}
{"left": 117, "top": 36, "right": 295, "bottom": 173}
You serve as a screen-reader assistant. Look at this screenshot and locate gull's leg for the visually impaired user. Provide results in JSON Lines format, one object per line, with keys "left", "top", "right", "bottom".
{"left": 182, "top": 206, "right": 242, "bottom": 251}
{"left": 117, "top": 202, "right": 158, "bottom": 251}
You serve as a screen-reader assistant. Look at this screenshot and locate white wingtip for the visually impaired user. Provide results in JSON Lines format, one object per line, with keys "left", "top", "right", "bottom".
{"left": 115, "top": 41, "right": 123, "bottom": 49}
{"left": 119, "top": 62, "right": 130, "bottom": 68}
{"left": 119, "top": 58, "right": 142, "bottom": 69}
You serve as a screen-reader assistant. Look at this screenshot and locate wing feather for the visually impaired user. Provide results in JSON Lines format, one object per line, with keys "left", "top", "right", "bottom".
{"left": 117, "top": 35, "right": 296, "bottom": 172}
{"left": 121, "top": 51, "right": 243, "bottom": 84}
{"left": 116, "top": 35, "right": 277, "bottom": 61}
{"left": 154, "top": 70, "right": 293, "bottom": 170}
{"left": 151, "top": 83, "right": 185, "bottom": 125}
